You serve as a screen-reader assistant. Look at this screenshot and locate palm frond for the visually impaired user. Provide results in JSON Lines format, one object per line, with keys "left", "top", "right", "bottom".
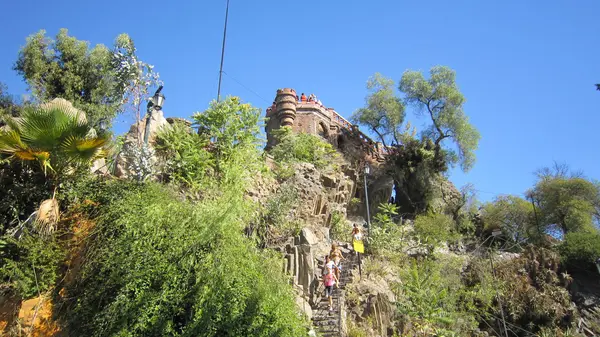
{"left": 61, "top": 135, "right": 108, "bottom": 163}
{"left": 5, "top": 98, "right": 104, "bottom": 175}
{"left": 0, "top": 130, "right": 27, "bottom": 154}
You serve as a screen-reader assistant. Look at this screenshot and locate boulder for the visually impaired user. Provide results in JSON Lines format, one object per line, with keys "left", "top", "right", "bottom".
{"left": 300, "top": 227, "right": 319, "bottom": 245}
{"left": 295, "top": 296, "right": 313, "bottom": 320}
{"left": 114, "top": 109, "right": 170, "bottom": 179}
{"left": 321, "top": 173, "right": 338, "bottom": 188}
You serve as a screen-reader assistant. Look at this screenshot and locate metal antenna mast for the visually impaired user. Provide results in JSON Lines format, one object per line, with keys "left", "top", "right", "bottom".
{"left": 217, "top": 0, "right": 230, "bottom": 102}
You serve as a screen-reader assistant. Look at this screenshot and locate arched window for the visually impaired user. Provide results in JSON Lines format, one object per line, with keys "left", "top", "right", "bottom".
{"left": 337, "top": 135, "right": 345, "bottom": 149}
{"left": 317, "top": 122, "right": 328, "bottom": 139}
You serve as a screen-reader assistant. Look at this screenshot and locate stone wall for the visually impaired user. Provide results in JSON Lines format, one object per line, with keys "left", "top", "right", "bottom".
{"left": 264, "top": 88, "right": 389, "bottom": 165}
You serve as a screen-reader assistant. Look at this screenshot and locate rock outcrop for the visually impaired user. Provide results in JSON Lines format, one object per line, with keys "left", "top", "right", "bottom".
{"left": 345, "top": 267, "right": 397, "bottom": 337}
{"left": 114, "top": 110, "right": 170, "bottom": 179}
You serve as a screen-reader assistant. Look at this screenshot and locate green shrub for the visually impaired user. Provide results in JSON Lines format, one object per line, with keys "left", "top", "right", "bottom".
{"left": 330, "top": 211, "right": 349, "bottom": 242}
{"left": 155, "top": 121, "right": 213, "bottom": 189}
{"left": 250, "top": 183, "right": 299, "bottom": 246}
{"left": 0, "top": 232, "right": 62, "bottom": 298}
{"left": 58, "top": 182, "right": 307, "bottom": 336}
{"left": 270, "top": 126, "right": 339, "bottom": 169}
{"left": 413, "top": 212, "right": 457, "bottom": 252}
{"left": 369, "top": 203, "right": 405, "bottom": 256}
{"left": 559, "top": 230, "right": 600, "bottom": 272}
{"left": 0, "top": 161, "right": 51, "bottom": 235}
{"left": 394, "top": 256, "right": 480, "bottom": 335}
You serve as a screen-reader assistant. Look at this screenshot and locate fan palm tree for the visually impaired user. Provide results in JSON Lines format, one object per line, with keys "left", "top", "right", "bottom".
{"left": 0, "top": 98, "right": 108, "bottom": 176}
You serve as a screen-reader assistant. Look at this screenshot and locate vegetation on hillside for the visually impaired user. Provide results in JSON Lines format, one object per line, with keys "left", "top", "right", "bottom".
{"left": 1, "top": 28, "right": 599, "bottom": 337}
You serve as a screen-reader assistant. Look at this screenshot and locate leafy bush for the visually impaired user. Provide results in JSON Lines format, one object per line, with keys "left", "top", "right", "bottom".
{"left": 413, "top": 212, "right": 457, "bottom": 253}
{"left": 58, "top": 182, "right": 308, "bottom": 337}
{"left": 559, "top": 230, "right": 600, "bottom": 272}
{"left": 394, "top": 256, "right": 481, "bottom": 336}
{"left": 155, "top": 121, "right": 213, "bottom": 189}
{"left": 369, "top": 203, "right": 406, "bottom": 256}
{"left": 270, "top": 126, "right": 339, "bottom": 169}
{"left": 193, "top": 96, "right": 262, "bottom": 164}
{"left": 0, "top": 161, "right": 51, "bottom": 234}
{"left": 0, "top": 231, "right": 62, "bottom": 298}
{"left": 329, "top": 211, "right": 349, "bottom": 242}
{"left": 250, "top": 183, "right": 300, "bottom": 247}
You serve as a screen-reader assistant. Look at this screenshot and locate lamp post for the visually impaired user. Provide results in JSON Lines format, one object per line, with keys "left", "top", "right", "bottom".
{"left": 98, "top": 118, "right": 108, "bottom": 135}
{"left": 364, "top": 163, "right": 371, "bottom": 229}
{"left": 144, "top": 86, "right": 165, "bottom": 145}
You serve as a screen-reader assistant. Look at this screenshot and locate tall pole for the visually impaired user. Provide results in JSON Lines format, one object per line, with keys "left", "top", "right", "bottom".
{"left": 364, "top": 172, "right": 371, "bottom": 228}
{"left": 359, "top": 167, "right": 371, "bottom": 278}
{"left": 217, "top": 0, "right": 230, "bottom": 102}
{"left": 143, "top": 103, "right": 152, "bottom": 146}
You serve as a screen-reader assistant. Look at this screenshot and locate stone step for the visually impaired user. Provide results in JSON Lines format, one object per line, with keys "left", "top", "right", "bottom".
{"left": 312, "top": 252, "right": 363, "bottom": 337}
{"left": 320, "top": 332, "right": 340, "bottom": 337}
{"left": 316, "top": 326, "right": 339, "bottom": 333}
{"left": 312, "top": 318, "right": 339, "bottom": 325}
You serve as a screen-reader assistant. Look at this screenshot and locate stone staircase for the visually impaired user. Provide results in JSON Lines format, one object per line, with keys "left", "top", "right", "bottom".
{"left": 312, "top": 244, "right": 360, "bottom": 337}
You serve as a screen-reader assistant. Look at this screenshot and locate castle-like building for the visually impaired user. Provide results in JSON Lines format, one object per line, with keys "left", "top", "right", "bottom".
{"left": 264, "top": 88, "right": 390, "bottom": 163}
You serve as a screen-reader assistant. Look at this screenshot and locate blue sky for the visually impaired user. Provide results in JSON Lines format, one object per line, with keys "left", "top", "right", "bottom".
{"left": 1, "top": 0, "right": 599, "bottom": 202}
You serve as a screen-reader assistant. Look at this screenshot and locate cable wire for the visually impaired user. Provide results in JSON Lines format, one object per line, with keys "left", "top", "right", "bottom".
{"left": 222, "top": 71, "right": 270, "bottom": 104}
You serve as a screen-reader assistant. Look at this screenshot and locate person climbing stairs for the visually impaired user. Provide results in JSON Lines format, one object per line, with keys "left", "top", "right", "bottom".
{"left": 312, "top": 243, "right": 361, "bottom": 337}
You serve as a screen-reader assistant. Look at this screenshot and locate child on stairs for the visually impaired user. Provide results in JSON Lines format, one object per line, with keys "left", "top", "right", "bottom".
{"left": 322, "top": 255, "right": 339, "bottom": 311}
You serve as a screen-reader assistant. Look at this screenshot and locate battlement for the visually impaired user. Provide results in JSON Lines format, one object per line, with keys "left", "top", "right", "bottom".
{"left": 264, "top": 88, "right": 390, "bottom": 163}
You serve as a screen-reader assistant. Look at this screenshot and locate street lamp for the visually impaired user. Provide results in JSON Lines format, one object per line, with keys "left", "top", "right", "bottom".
{"left": 98, "top": 118, "right": 108, "bottom": 133}
{"left": 364, "top": 163, "right": 371, "bottom": 229}
{"left": 144, "top": 85, "right": 165, "bottom": 145}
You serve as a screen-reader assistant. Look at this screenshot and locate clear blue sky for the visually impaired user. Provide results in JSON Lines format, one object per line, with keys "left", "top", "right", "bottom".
{"left": 1, "top": 0, "right": 599, "bottom": 202}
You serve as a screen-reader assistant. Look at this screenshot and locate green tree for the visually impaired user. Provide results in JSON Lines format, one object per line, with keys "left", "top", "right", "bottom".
{"left": 560, "top": 231, "right": 600, "bottom": 272}
{"left": 0, "top": 82, "right": 22, "bottom": 121}
{"left": 155, "top": 121, "right": 213, "bottom": 189}
{"left": 351, "top": 73, "right": 405, "bottom": 147}
{"left": 399, "top": 66, "right": 480, "bottom": 171}
{"left": 481, "top": 195, "right": 536, "bottom": 245}
{"left": 14, "top": 29, "right": 156, "bottom": 128}
{"left": 0, "top": 98, "right": 107, "bottom": 177}
{"left": 527, "top": 166, "right": 600, "bottom": 235}
{"left": 193, "top": 96, "right": 262, "bottom": 166}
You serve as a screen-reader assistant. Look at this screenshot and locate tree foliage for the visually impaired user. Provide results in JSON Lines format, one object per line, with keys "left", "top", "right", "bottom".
{"left": 0, "top": 82, "right": 23, "bottom": 122}
{"left": 399, "top": 66, "right": 480, "bottom": 172}
{"left": 351, "top": 73, "right": 405, "bottom": 147}
{"left": 193, "top": 96, "right": 262, "bottom": 167}
{"left": 59, "top": 182, "right": 307, "bottom": 337}
{"left": 270, "top": 126, "right": 339, "bottom": 169}
{"left": 155, "top": 121, "right": 213, "bottom": 189}
{"left": 0, "top": 99, "right": 107, "bottom": 177}
{"left": 14, "top": 29, "right": 157, "bottom": 128}
{"left": 528, "top": 172, "right": 600, "bottom": 235}
{"left": 560, "top": 231, "right": 600, "bottom": 272}
{"left": 353, "top": 67, "right": 480, "bottom": 215}
{"left": 481, "top": 195, "right": 537, "bottom": 245}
